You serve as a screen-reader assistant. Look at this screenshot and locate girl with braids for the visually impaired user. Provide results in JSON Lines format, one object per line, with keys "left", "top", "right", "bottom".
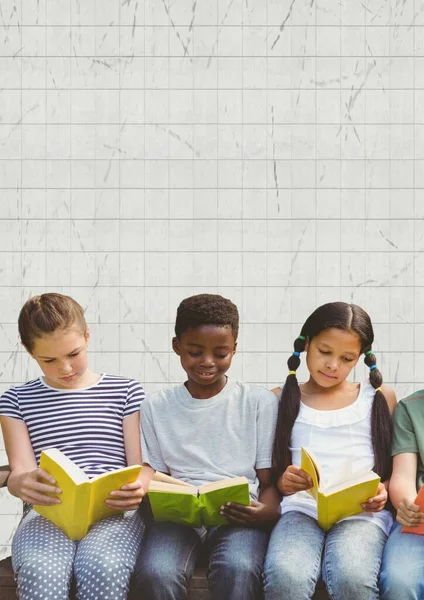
{"left": 263, "top": 302, "right": 397, "bottom": 600}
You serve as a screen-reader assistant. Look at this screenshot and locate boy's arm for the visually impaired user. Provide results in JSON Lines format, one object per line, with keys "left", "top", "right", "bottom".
{"left": 220, "top": 468, "right": 281, "bottom": 527}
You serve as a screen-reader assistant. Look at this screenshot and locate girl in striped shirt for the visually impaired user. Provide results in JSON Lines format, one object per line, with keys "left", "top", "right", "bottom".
{"left": 0, "top": 293, "right": 150, "bottom": 600}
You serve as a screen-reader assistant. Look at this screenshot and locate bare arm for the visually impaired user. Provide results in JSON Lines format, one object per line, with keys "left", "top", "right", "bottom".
{"left": 256, "top": 467, "right": 282, "bottom": 522}
{"left": 107, "top": 411, "right": 154, "bottom": 510}
{"left": 382, "top": 385, "right": 397, "bottom": 414}
{"left": 123, "top": 410, "right": 142, "bottom": 465}
{"left": 0, "top": 416, "right": 60, "bottom": 504}
{"left": 389, "top": 453, "right": 418, "bottom": 509}
{"left": 389, "top": 453, "right": 424, "bottom": 527}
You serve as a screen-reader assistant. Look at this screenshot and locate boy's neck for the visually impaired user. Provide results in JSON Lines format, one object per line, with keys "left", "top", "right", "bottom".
{"left": 184, "top": 375, "right": 228, "bottom": 400}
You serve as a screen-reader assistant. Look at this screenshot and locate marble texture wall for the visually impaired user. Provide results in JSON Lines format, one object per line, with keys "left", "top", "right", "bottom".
{"left": 0, "top": 0, "right": 420, "bottom": 557}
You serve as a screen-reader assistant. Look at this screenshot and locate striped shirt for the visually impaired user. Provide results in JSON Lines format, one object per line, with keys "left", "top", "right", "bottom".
{"left": 0, "top": 374, "right": 144, "bottom": 478}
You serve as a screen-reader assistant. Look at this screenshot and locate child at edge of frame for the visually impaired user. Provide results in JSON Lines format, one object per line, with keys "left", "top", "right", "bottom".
{"left": 132, "top": 293, "right": 280, "bottom": 600}
{"left": 379, "top": 385, "right": 424, "bottom": 599}
{"left": 0, "top": 293, "right": 153, "bottom": 600}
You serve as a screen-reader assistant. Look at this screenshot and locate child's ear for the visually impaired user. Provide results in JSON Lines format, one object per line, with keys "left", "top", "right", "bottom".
{"left": 232, "top": 342, "right": 237, "bottom": 355}
{"left": 172, "top": 337, "right": 181, "bottom": 355}
{"left": 84, "top": 328, "right": 90, "bottom": 344}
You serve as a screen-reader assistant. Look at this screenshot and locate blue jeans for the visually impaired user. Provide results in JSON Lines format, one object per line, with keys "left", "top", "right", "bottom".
{"left": 263, "top": 511, "right": 387, "bottom": 600}
{"left": 379, "top": 521, "right": 424, "bottom": 599}
{"left": 132, "top": 520, "right": 269, "bottom": 600}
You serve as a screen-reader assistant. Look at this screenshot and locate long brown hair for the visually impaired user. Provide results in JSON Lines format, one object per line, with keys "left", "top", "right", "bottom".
{"left": 272, "top": 302, "right": 392, "bottom": 482}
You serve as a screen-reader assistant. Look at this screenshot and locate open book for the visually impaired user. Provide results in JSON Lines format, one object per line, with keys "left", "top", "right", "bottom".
{"left": 34, "top": 448, "right": 142, "bottom": 540}
{"left": 148, "top": 472, "right": 250, "bottom": 527}
{"left": 401, "top": 486, "right": 424, "bottom": 535}
{"left": 301, "top": 447, "right": 380, "bottom": 531}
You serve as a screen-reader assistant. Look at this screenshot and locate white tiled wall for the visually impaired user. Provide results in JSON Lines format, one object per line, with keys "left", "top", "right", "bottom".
{"left": 0, "top": 0, "right": 421, "bottom": 557}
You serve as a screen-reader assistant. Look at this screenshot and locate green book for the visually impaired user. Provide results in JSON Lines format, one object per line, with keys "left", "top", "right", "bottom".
{"left": 148, "top": 474, "right": 251, "bottom": 527}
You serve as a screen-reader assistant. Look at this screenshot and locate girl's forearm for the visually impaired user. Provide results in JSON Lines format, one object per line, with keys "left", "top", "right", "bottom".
{"left": 139, "top": 464, "right": 155, "bottom": 492}
{"left": 7, "top": 470, "right": 24, "bottom": 499}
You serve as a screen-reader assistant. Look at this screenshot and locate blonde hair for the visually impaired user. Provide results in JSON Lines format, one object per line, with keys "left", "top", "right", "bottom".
{"left": 19, "top": 293, "right": 86, "bottom": 352}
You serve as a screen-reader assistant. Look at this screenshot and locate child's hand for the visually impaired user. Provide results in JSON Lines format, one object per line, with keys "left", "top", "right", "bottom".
{"left": 361, "top": 482, "right": 388, "bottom": 512}
{"left": 220, "top": 500, "right": 280, "bottom": 527}
{"left": 396, "top": 498, "right": 424, "bottom": 528}
{"left": 106, "top": 480, "right": 145, "bottom": 511}
{"left": 16, "top": 469, "right": 62, "bottom": 505}
{"left": 277, "top": 465, "right": 312, "bottom": 496}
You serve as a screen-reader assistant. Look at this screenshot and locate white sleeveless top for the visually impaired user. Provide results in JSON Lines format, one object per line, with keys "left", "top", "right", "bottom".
{"left": 279, "top": 380, "right": 393, "bottom": 535}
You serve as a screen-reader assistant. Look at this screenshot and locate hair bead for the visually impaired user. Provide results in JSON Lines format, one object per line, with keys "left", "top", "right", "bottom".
{"left": 369, "top": 365, "right": 377, "bottom": 371}
{"left": 293, "top": 351, "right": 300, "bottom": 357}
{"left": 365, "top": 350, "right": 373, "bottom": 356}
{"left": 288, "top": 371, "right": 297, "bottom": 376}
{"left": 298, "top": 335, "right": 306, "bottom": 340}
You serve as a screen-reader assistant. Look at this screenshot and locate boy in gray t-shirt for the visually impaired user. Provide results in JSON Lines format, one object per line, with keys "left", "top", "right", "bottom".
{"left": 133, "top": 293, "right": 280, "bottom": 600}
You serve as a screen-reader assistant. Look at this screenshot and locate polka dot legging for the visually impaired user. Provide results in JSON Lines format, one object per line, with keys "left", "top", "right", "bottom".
{"left": 12, "top": 509, "right": 144, "bottom": 600}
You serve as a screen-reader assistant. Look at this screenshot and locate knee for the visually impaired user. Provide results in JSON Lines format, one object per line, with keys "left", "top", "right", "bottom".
{"left": 76, "top": 552, "right": 132, "bottom": 582}
{"left": 133, "top": 558, "right": 187, "bottom": 593}
{"left": 263, "top": 555, "right": 305, "bottom": 596}
{"left": 215, "top": 556, "right": 261, "bottom": 584}
{"left": 379, "top": 564, "right": 418, "bottom": 599}
{"left": 16, "top": 556, "right": 73, "bottom": 597}
{"left": 331, "top": 569, "right": 376, "bottom": 599}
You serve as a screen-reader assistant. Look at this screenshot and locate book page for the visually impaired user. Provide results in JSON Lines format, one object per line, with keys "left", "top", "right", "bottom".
{"left": 322, "top": 458, "right": 374, "bottom": 493}
{"left": 41, "top": 448, "right": 89, "bottom": 485}
{"left": 152, "top": 472, "right": 193, "bottom": 487}
{"left": 149, "top": 480, "right": 198, "bottom": 495}
{"left": 323, "top": 470, "right": 379, "bottom": 496}
{"left": 198, "top": 476, "right": 249, "bottom": 494}
{"left": 300, "top": 447, "right": 320, "bottom": 500}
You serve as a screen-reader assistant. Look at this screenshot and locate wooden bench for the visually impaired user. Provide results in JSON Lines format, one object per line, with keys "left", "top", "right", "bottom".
{"left": 0, "top": 467, "right": 328, "bottom": 599}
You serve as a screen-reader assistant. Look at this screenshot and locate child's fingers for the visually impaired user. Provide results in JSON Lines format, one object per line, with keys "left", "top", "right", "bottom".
{"left": 220, "top": 508, "right": 251, "bottom": 525}
{"left": 363, "top": 496, "right": 386, "bottom": 509}
{"left": 397, "top": 513, "right": 422, "bottom": 527}
{"left": 397, "top": 503, "right": 423, "bottom": 526}
{"left": 120, "top": 480, "right": 144, "bottom": 491}
{"left": 286, "top": 472, "right": 312, "bottom": 488}
{"left": 35, "top": 468, "right": 57, "bottom": 485}
{"left": 106, "top": 498, "right": 141, "bottom": 510}
{"left": 290, "top": 467, "right": 313, "bottom": 486}
{"left": 24, "top": 490, "right": 62, "bottom": 505}
{"left": 223, "top": 502, "right": 252, "bottom": 515}
{"left": 109, "top": 488, "right": 144, "bottom": 498}
{"left": 221, "top": 503, "right": 253, "bottom": 518}
{"left": 30, "top": 480, "right": 62, "bottom": 495}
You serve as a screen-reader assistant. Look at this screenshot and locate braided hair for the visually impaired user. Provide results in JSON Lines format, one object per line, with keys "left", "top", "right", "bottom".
{"left": 272, "top": 302, "right": 393, "bottom": 482}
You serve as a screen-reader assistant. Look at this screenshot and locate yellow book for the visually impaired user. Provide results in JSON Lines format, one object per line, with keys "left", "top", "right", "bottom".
{"left": 301, "top": 447, "right": 380, "bottom": 531}
{"left": 148, "top": 473, "right": 250, "bottom": 528}
{"left": 34, "top": 448, "right": 142, "bottom": 540}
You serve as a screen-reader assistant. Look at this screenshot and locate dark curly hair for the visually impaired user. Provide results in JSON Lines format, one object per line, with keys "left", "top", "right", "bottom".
{"left": 175, "top": 294, "right": 239, "bottom": 340}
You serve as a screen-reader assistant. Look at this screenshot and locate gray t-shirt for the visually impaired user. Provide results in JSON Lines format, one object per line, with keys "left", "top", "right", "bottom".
{"left": 141, "top": 377, "right": 278, "bottom": 500}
